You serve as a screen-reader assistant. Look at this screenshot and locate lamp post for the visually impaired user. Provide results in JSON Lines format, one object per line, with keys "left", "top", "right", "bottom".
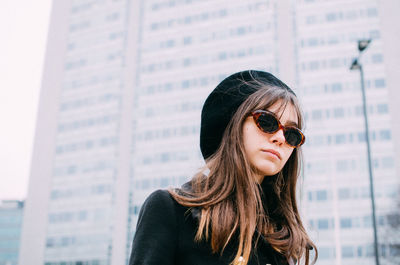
{"left": 350, "top": 39, "right": 380, "bottom": 265}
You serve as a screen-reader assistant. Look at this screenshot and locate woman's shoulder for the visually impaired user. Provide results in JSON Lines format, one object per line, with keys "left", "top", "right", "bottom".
{"left": 141, "top": 188, "right": 188, "bottom": 214}
{"left": 142, "top": 189, "right": 177, "bottom": 211}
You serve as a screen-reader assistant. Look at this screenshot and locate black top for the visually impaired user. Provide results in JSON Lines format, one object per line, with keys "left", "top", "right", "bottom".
{"left": 129, "top": 180, "right": 289, "bottom": 265}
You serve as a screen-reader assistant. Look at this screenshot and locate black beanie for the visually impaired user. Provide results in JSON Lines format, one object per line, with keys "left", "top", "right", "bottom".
{"left": 200, "top": 70, "right": 295, "bottom": 160}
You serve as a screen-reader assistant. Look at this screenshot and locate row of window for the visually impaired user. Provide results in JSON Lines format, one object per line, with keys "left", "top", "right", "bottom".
{"left": 140, "top": 73, "right": 225, "bottom": 95}
{"left": 67, "top": 29, "right": 125, "bottom": 53}
{"left": 55, "top": 136, "right": 119, "bottom": 155}
{"left": 142, "top": 101, "right": 202, "bottom": 117}
{"left": 70, "top": 0, "right": 124, "bottom": 14}
{"left": 148, "top": 2, "right": 269, "bottom": 31}
{"left": 300, "top": 29, "right": 380, "bottom": 48}
{"left": 317, "top": 244, "right": 375, "bottom": 259}
{"left": 0, "top": 214, "right": 23, "bottom": 224}
{"left": 45, "top": 260, "right": 106, "bottom": 265}
{"left": 53, "top": 160, "right": 116, "bottom": 177}
{"left": 306, "top": 129, "right": 392, "bottom": 147}
{"left": 306, "top": 103, "right": 389, "bottom": 122}
{"left": 69, "top": 10, "right": 123, "bottom": 33}
{"left": 307, "top": 183, "right": 397, "bottom": 203}
{"left": 64, "top": 50, "right": 124, "bottom": 71}
{"left": 132, "top": 175, "right": 189, "bottom": 192}
{"left": 48, "top": 207, "right": 112, "bottom": 224}
{"left": 139, "top": 150, "right": 200, "bottom": 165}
{"left": 57, "top": 114, "right": 120, "bottom": 133}
{"left": 0, "top": 253, "right": 18, "bottom": 262}
{"left": 301, "top": 78, "right": 386, "bottom": 96}
{"left": 309, "top": 214, "right": 400, "bottom": 232}
{"left": 309, "top": 215, "right": 372, "bottom": 231}
{"left": 305, "top": 156, "right": 395, "bottom": 176}
{"left": 336, "top": 156, "right": 394, "bottom": 172}
{"left": 304, "top": 7, "right": 378, "bottom": 26}
{"left": 300, "top": 54, "right": 383, "bottom": 72}
{"left": 59, "top": 93, "right": 121, "bottom": 112}
{"left": 141, "top": 45, "right": 269, "bottom": 73}
{"left": 70, "top": 1, "right": 93, "bottom": 14}
{"left": 343, "top": 244, "right": 400, "bottom": 259}
{"left": 50, "top": 184, "right": 112, "bottom": 201}
{"left": 63, "top": 72, "right": 123, "bottom": 91}
{"left": 0, "top": 228, "right": 21, "bottom": 237}
{"left": 136, "top": 124, "right": 199, "bottom": 142}
{"left": 0, "top": 241, "right": 19, "bottom": 249}
{"left": 57, "top": 114, "right": 119, "bottom": 133}
{"left": 150, "top": 0, "right": 243, "bottom": 11}
{"left": 48, "top": 211, "right": 88, "bottom": 224}
{"left": 46, "top": 234, "right": 110, "bottom": 248}
{"left": 143, "top": 24, "right": 272, "bottom": 53}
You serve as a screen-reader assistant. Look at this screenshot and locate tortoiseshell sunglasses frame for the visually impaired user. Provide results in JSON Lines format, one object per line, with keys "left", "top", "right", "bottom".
{"left": 250, "top": 110, "right": 305, "bottom": 148}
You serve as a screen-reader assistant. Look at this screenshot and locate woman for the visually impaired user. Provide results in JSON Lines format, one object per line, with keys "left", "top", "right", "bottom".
{"left": 129, "top": 70, "right": 317, "bottom": 265}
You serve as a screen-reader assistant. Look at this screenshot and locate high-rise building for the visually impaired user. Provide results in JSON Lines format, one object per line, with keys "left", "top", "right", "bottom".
{"left": 19, "top": 0, "right": 399, "bottom": 265}
{"left": 19, "top": 1, "right": 135, "bottom": 264}
{"left": 296, "top": 1, "right": 400, "bottom": 264}
{"left": 0, "top": 200, "right": 24, "bottom": 265}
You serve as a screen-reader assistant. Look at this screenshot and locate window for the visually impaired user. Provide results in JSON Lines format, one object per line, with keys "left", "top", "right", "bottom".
{"left": 377, "top": 103, "right": 388, "bottom": 114}
{"left": 387, "top": 213, "right": 400, "bottom": 227}
{"left": 367, "top": 8, "right": 378, "bottom": 17}
{"left": 354, "top": 105, "right": 363, "bottom": 116}
{"left": 326, "top": 13, "right": 337, "bottom": 22}
{"left": 374, "top": 78, "right": 385, "bottom": 88}
{"left": 358, "top": 132, "right": 366, "bottom": 142}
{"left": 342, "top": 246, "right": 354, "bottom": 258}
{"left": 382, "top": 157, "right": 394, "bottom": 168}
{"left": 380, "top": 130, "right": 391, "bottom": 140}
{"left": 363, "top": 215, "right": 372, "bottom": 227}
{"left": 183, "top": 36, "right": 192, "bottom": 45}
{"left": 336, "top": 160, "right": 348, "bottom": 172}
{"left": 306, "top": 16, "right": 316, "bottom": 25}
{"left": 316, "top": 190, "right": 328, "bottom": 201}
{"left": 357, "top": 246, "right": 363, "bottom": 257}
{"left": 309, "top": 61, "right": 319, "bottom": 70}
{"left": 340, "top": 218, "right": 352, "bottom": 228}
{"left": 338, "top": 188, "right": 350, "bottom": 199}
{"left": 331, "top": 83, "right": 342, "bottom": 93}
{"left": 319, "top": 247, "right": 335, "bottom": 259}
{"left": 370, "top": 30, "right": 380, "bottom": 39}
{"left": 311, "top": 110, "right": 322, "bottom": 120}
{"left": 335, "top": 134, "right": 346, "bottom": 144}
{"left": 317, "top": 219, "right": 329, "bottom": 230}
{"left": 333, "top": 108, "right": 344, "bottom": 118}
{"left": 160, "top": 177, "right": 169, "bottom": 187}
{"left": 371, "top": 54, "right": 383, "bottom": 63}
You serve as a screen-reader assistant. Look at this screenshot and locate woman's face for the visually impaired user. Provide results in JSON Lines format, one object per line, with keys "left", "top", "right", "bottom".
{"left": 242, "top": 101, "right": 298, "bottom": 183}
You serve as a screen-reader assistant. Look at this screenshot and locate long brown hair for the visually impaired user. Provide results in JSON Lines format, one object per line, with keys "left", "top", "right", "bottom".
{"left": 169, "top": 78, "right": 317, "bottom": 265}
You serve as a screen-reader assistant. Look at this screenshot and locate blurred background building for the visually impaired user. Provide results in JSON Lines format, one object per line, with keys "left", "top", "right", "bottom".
{"left": 0, "top": 200, "right": 24, "bottom": 265}
{"left": 19, "top": 0, "right": 400, "bottom": 265}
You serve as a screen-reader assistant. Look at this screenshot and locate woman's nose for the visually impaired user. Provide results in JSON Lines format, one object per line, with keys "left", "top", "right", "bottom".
{"left": 269, "top": 128, "right": 285, "bottom": 145}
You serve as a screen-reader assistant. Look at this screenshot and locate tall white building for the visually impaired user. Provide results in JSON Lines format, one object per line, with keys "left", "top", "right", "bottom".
{"left": 20, "top": 0, "right": 399, "bottom": 265}
{"left": 296, "top": 1, "right": 400, "bottom": 264}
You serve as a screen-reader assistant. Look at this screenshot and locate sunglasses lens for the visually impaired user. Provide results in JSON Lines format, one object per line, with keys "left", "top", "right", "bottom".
{"left": 253, "top": 110, "right": 305, "bottom": 147}
{"left": 257, "top": 113, "right": 279, "bottom": 133}
{"left": 284, "top": 128, "right": 303, "bottom": 147}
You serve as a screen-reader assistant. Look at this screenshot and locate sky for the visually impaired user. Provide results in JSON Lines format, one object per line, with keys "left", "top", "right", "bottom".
{"left": 0, "top": 0, "right": 52, "bottom": 200}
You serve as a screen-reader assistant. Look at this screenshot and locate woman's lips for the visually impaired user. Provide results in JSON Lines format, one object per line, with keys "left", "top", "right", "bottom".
{"left": 262, "top": 149, "right": 281, "bottom": 159}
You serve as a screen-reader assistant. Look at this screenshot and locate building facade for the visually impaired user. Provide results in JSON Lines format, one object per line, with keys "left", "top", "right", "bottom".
{"left": 20, "top": 0, "right": 399, "bottom": 265}
{"left": 0, "top": 200, "right": 24, "bottom": 265}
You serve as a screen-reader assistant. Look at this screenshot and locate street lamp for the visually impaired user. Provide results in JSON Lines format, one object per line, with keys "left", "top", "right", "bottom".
{"left": 349, "top": 39, "right": 380, "bottom": 265}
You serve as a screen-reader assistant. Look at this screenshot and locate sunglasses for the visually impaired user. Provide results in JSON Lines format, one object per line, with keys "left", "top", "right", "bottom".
{"left": 251, "top": 110, "right": 305, "bottom": 148}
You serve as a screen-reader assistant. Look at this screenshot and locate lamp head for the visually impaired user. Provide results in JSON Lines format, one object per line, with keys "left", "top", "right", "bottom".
{"left": 358, "top": 39, "right": 371, "bottom": 52}
{"left": 350, "top": 58, "right": 361, "bottom": 70}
